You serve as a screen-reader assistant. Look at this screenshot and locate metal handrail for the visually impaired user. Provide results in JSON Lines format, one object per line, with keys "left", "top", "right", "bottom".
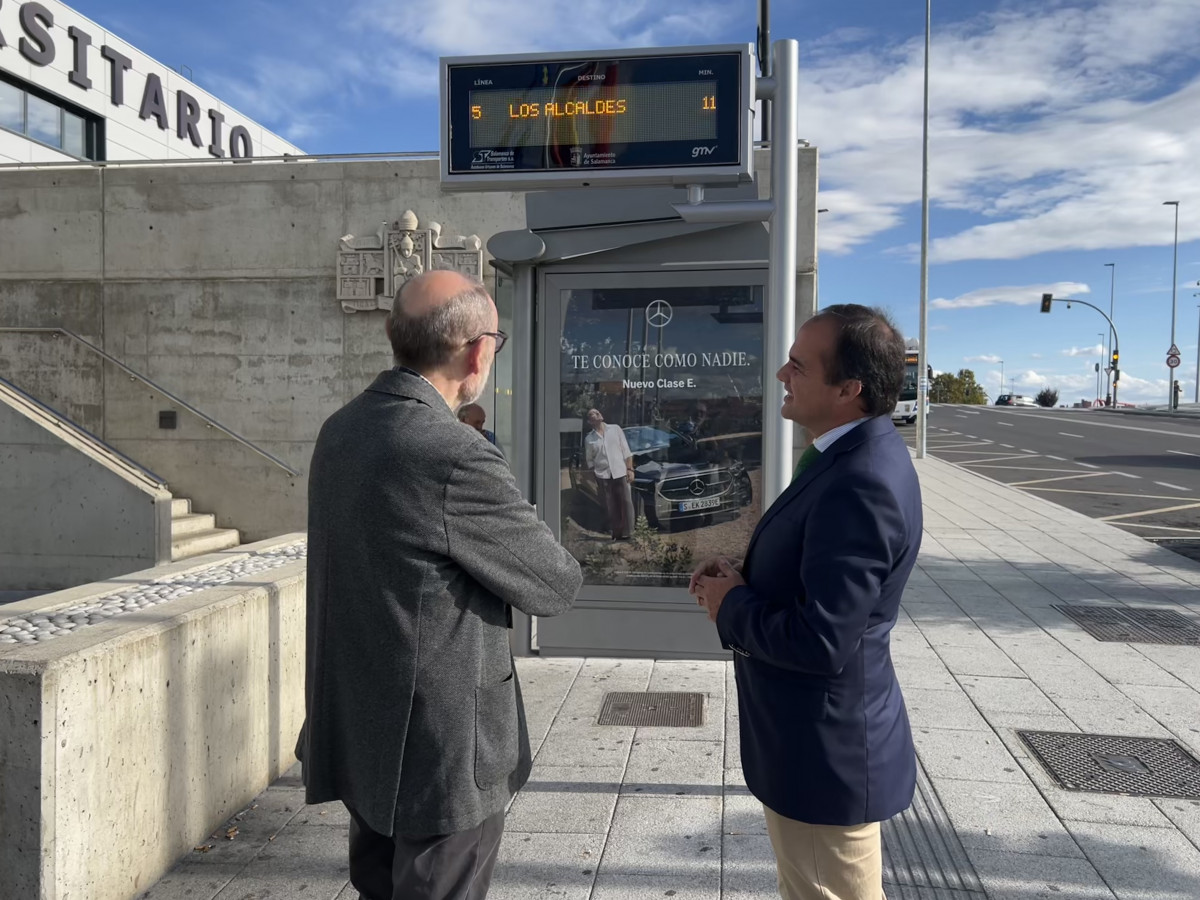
{"left": 0, "top": 327, "right": 301, "bottom": 477}
{"left": 0, "top": 374, "right": 167, "bottom": 488}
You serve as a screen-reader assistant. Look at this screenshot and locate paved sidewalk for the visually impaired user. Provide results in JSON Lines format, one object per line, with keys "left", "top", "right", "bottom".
{"left": 139, "top": 456, "right": 1200, "bottom": 900}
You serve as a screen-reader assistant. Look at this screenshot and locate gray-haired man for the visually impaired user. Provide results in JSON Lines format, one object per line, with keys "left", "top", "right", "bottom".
{"left": 297, "top": 270, "right": 582, "bottom": 900}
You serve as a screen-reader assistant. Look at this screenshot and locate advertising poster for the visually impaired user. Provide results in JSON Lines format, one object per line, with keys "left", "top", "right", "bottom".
{"left": 557, "top": 285, "right": 764, "bottom": 587}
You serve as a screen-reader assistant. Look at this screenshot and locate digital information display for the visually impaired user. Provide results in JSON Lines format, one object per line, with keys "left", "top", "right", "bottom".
{"left": 441, "top": 45, "right": 752, "bottom": 189}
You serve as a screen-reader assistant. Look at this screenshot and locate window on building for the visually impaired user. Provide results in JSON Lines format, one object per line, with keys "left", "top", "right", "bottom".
{"left": 0, "top": 75, "right": 103, "bottom": 160}
{"left": 0, "top": 81, "right": 22, "bottom": 133}
{"left": 26, "top": 94, "right": 60, "bottom": 146}
{"left": 63, "top": 111, "right": 86, "bottom": 158}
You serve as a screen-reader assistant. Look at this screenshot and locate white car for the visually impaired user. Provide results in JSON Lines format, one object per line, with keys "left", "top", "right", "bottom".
{"left": 995, "top": 394, "right": 1038, "bottom": 407}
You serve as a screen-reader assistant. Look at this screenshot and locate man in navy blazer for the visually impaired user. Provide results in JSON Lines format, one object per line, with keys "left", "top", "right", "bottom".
{"left": 691, "top": 304, "right": 921, "bottom": 900}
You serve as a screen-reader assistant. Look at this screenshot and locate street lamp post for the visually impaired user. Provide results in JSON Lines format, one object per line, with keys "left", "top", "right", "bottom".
{"left": 1096, "top": 333, "right": 1104, "bottom": 405}
{"left": 1194, "top": 285, "right": 1200, "bottom": 404}
{"left": 1104, "top": 262, "right": 1115, "bottom": 405}
{"left": 999, "top": 359, "right": 1004, "bottom": 400}
{"left": 1165, "top": 201, "right": 1180, "bottom": 405}
{"left": 916, "top": 0, "right": 931, "bottom": 459}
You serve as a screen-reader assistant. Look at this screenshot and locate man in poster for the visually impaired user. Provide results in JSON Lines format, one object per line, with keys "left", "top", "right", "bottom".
{"left": 584, "top": 408, "right": 635, "bottom": 541}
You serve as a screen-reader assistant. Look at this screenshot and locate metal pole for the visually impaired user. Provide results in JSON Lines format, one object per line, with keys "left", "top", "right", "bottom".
{"left": 1096, "top": 333, "right": 1104, "bottom": 404}
{"left": 1000, "top": 360, "right": 1004, "bottom": 399}
{"left": 1104, "top": 262, "right": 1115, "bottom": 404}
{"left": 1195, "top": 299, "right": 1200, "bottom": 404}
{"left": 764, "top": 38, "right": 799, "bottom": 505}
{"left": 1165, "top": 201, "right": 1180, "bottom": 405}
{"left": 758, "top": 0, "right": 771, "bottom": 143}
{"left": 1045, "top": 297, "right": 1121, "bottom": 405}
{"left": 916, "top": 0, "right": 931, "bottom": 458}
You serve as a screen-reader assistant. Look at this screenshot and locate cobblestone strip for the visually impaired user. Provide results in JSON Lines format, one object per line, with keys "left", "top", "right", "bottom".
{"left": 0, "top": 542, "right": 308, "bottom": 645}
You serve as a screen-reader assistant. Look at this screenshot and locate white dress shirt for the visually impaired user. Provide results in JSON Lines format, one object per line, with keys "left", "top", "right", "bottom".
{"left": 812, "top": 416, "right": 873, "bottom": 453}
{"left": 585, "top": 424, "right": 632, "bottom": 480}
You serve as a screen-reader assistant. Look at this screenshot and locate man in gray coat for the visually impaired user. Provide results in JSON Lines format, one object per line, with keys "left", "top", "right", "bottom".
{"left": 297, "top": 270, "right": 583, "bottom": 900}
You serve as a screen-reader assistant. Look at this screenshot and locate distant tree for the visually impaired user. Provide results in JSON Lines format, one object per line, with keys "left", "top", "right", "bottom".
{"left": 931, "top": 369, "right": 988, "bottom": 404}
{"left": 1035, "top": 387, "right": 1059, "bottom": 408}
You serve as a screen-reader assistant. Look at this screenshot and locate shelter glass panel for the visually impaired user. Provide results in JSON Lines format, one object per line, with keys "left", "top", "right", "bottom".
{"left": 557, "top": 284, "right": 764, "bottom": 588}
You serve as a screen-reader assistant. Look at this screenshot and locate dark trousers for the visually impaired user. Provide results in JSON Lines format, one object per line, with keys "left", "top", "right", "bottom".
{"left": 598, "top": 475, "right": 631, "bottom": 539}
{"left": 346, "top": 807, "right": 505, "bottom": 900}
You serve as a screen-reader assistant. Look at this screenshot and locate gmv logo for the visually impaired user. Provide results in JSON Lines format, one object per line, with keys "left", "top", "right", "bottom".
{"left": 691, "top": 145, "right": 718, "bottom": 158}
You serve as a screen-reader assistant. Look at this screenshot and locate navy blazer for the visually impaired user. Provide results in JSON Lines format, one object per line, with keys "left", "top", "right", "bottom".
{"left": 716, "top": 414, "right": 921, "bottom": 825}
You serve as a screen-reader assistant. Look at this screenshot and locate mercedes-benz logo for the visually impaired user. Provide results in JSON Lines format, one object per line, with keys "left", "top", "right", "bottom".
{"left": 688, "top": 478, "right": 707, "bottom": 496}
{"left": 646, "top": 299, "right": 673, "bottom": 328}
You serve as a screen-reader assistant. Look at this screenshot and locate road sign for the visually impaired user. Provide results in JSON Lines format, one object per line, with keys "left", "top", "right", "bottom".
{"left": 1168, "top": 343, "right": 1181, "bottom": 356}
{"left": 1167, "top": 354, "right": 1181, "bottom": 369}
{"left": 440, "top": 44, "right": 754, "bottom": 190}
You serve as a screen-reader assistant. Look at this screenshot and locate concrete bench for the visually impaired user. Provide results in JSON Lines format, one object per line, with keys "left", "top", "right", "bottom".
{"left": 0, "top": 535, "right": 308, "bottom": 900}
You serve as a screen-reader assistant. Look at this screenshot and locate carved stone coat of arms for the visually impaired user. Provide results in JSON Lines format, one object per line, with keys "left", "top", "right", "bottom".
{"left": 336, "top": 210, "right": 484, "bottom": 313}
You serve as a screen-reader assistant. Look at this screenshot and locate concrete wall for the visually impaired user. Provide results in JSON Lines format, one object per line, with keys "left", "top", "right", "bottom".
{"left": 0, "top": 536, "right": 307, "bottom": 900}
{"left": 0, "top": 153, "right": 819, "bottom": 543}
{"left": 0, "top": 380, "right": 172, "bottom": 590}
{"left": 0, "top": 158, "right": 527, "bottom": 539}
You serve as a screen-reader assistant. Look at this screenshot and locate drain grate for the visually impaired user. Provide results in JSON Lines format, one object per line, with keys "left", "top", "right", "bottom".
{"left": 1019, "top": 731, "right": 1200, "bottom": 799}
{"left": 597, "top": 692, "right": 704, "bottom": 727}
{"left": 1053, "top": 605, "right": 1200, "bottom": 645}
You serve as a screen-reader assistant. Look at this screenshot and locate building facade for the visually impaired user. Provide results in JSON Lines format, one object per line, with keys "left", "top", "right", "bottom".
{"left": 0, "top": 0, "right": 300, "bottom": 164}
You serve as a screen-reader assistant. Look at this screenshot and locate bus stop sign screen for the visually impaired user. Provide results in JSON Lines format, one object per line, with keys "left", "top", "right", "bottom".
{"left": 441, "top": 45, "right": 751, "bottom": 189}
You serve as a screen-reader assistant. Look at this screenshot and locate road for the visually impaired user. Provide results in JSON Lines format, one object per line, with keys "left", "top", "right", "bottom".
{"left": 898, "top": 405, "right": 1200, "bottom": 558}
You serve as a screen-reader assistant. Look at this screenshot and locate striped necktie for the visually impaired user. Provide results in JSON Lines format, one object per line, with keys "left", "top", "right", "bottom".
{"left": 791, "top": 444, "right": 822, "bottom": 482}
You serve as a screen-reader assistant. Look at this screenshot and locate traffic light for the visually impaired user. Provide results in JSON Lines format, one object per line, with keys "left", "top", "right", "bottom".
{"left": 1040, "top": 293, "right": 1053, "bottom": 313}
{"left": 1111, "top": 349, "right": 1118, "bottom": 368}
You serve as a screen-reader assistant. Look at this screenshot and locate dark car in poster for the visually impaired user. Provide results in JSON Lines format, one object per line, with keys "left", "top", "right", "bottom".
{"left": 567, "top": 423, "right": 755, "bottom": 531}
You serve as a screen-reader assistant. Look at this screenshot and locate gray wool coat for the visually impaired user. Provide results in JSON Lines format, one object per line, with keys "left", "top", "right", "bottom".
{"left": 296, "top": 368, "right": 582, "bottom": 837}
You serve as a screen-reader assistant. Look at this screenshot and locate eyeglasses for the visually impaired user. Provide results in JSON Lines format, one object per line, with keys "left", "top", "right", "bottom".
{"left": 467, "top": 330, "right": 508, "bottom": 353}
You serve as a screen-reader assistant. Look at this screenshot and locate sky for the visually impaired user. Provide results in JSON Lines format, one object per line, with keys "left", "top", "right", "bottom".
{"left": 72, "top": 0, "right": 1200, "bottom": 406}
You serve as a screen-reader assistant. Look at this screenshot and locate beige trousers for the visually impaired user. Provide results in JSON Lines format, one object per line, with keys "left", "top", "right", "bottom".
{"left": 763, "top": 804, "right": 884, "bottom": 900}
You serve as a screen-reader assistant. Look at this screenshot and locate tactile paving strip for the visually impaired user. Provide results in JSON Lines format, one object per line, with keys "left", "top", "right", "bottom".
{"left": 1054, "top": 604, "right": 1200, "bottom": 645}
{"left": 597, "top": 691, "right": 704, "bottom": 726}
{"left": 1019, "top": 730, "right": 1200, "bottom": 799}
{"left": 883, "top": 760, "right": 986, "bottom": 898}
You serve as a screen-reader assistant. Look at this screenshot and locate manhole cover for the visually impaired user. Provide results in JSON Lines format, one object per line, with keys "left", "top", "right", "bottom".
{"left": 597, "top": 692, "right": 704, "bottom": 727}
{"left": 1054, "top": 605, "right": 1200, "bottom": 645}
{"left": 1019, "top": 731, "right": 1200, "bottom": 799}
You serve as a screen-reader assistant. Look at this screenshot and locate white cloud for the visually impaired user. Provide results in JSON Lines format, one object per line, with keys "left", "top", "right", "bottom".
{"left": 931, "top": 282, "right": 1088, "bottom": 310}
{"left": 964, "top": 354, "right": 1002, "bottom": 364}
{"left": 1030, "top": 353, "right": 1043, "bottom": 359}
{"left": 1062, "top": 344, "right": 1105, "bottom": 357}
{"left": 805, "top": 0, "right": 1200, "bottom": 259}
{"left": 201, "top": 0, "right": 736, "bottom": 144}
{"left": 995, "top": 367, "right": 1170, "bottom": 404}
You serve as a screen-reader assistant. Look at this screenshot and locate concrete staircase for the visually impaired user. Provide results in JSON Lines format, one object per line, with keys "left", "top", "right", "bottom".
{"left": 170, "top": 498, "right": 241, "bottom": 561}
